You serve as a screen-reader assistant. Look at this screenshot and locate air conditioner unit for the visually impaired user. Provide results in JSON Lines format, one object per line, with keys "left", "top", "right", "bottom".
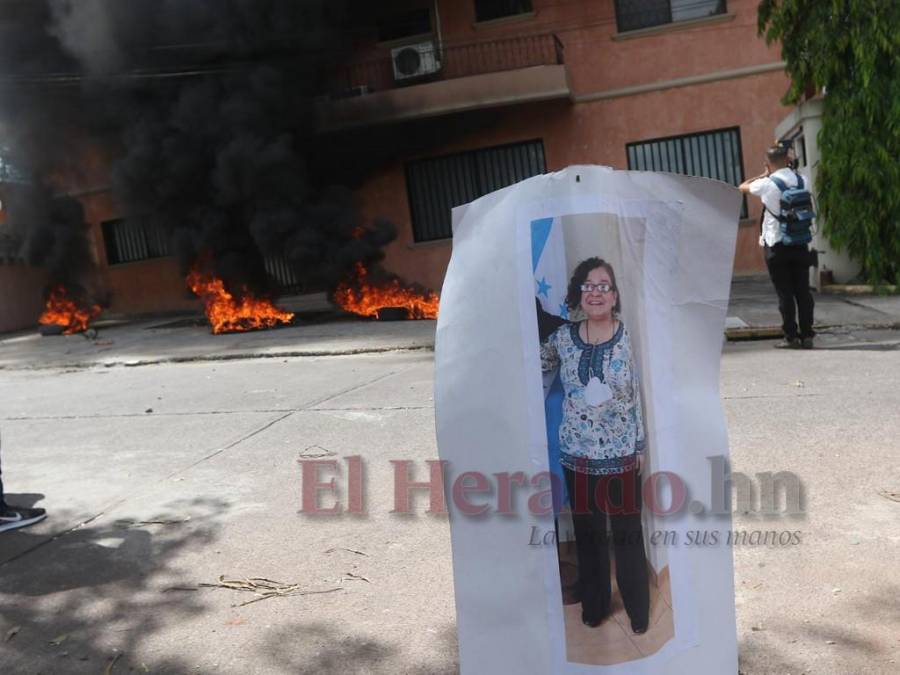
{"left": 391, "top": 42, "right": 441, "bottom": 81}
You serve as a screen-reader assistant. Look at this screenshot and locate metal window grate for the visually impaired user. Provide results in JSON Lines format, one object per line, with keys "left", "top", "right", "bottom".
{"left": 406, "top": 139, "right": 546, "bottom": 242}
{"left": 264, "top": 255, "right": 302, "bottom": 293}
{"left": 626, "top": 126, "right": 747, "bottom": 217}
{"left": 614, "top": 0, "right": 726, "bottom": 33}
{"left": 102, "top": 217, "right": 171, "bottom": 265}
{"left": 475, "top": 0, "right": 534, "bottom": 22}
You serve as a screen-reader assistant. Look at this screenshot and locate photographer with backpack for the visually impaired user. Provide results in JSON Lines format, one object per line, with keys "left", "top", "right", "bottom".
{"left": 740, "top": 142, "right": 816, "bottom": 349}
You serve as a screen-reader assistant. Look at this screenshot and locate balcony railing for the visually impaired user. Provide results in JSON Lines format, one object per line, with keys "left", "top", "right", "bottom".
{"left": 328, "top": 32, "right": 564, "bottom": 97}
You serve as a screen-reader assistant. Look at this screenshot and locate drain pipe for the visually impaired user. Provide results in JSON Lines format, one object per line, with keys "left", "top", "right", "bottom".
{"left": 433, "top": 0, "right": 443, "bottom": 65}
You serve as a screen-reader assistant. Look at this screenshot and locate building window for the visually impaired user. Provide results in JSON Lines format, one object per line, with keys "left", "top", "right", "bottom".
{"left": 0, "top": 151, "right": 29, "bottom": 183}
{"left": 0, "top": 232, "right": 23, "bottom": 264}
{"left": 626, "top": 126, "right": 747, "bottom": 217}
{"left": 406, "top": 139, "right": 546, "bottom": 242}
{"left": 377, "top": 7, "right": 432, "bottom": 43}
{"left": 614, "top": 0, "right": 726, "bottom": 33}
{"left": 102, "top": 217, "right": 171, "bottom": 265}
{"left": 264, "top": 255, "right": 305, "bottom": 293}
{"left": 475, "top": 0, "right": 534, "bottom": 22}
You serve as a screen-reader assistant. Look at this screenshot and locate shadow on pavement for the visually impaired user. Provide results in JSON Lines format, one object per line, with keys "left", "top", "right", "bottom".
{"left": 259, "top": 620, "right": 459, "bottom": 674}
{"left": 0, "top": 497, "right": 228, "bottom": 674}
{"left": 738, "top": 582, "right": 900, "bottom": 674}
{"left": 1, "top": 492, "right": 45, "bottom": 509}
{"left": 811, "top": 342, "right": 900, "bottom": 352}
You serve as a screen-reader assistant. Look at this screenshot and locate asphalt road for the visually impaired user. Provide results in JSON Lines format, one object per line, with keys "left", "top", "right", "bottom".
{"left": 722, "top": 327, "right": 900, "bottom": 675}
{"left": 1, "top": 326, "right": 898, "bottom": 674}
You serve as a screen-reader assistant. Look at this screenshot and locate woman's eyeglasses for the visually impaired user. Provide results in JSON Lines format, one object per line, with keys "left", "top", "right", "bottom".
{"left": 580, "top": 282, "right": 614, "bottom": 294}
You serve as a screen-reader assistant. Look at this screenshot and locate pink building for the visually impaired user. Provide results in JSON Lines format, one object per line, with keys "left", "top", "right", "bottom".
{"left": 320, "top": 0, "right": 792, "bottom": 292}
{"left": 1, "top": 0, "right": 792, "bottom": 332}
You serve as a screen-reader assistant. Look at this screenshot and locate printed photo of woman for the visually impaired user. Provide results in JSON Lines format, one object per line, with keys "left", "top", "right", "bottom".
{"left": 540, "top": 257, "right": 650, "bottom": 635}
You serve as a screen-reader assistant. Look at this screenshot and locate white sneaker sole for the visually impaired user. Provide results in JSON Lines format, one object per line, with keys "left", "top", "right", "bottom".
{"left": 0, "top": 513, "right": 47, "bottom": 533}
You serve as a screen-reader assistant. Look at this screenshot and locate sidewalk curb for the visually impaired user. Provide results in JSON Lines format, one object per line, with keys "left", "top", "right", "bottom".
{"left": 821, "top": 284, "right": 898, "bottom": 295}
{"left": 725, "top": 321, "right": 900, "bottom": 341}
{"left": 0, "top": 344, "right": 435, "bottom": 372}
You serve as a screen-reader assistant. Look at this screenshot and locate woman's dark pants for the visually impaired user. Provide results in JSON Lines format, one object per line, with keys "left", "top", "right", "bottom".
{"left": 563, "top": 467, "right": 650, "bottom": 626}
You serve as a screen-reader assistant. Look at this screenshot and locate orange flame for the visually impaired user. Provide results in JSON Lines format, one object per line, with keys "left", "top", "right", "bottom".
{"left": 186, "top": 268, "right": 294, "bottom": 334}
{"left": 333, "top": 262, "right": 439, "bottom": 320}
{"left": 38, "top": 286, "right": 101, "bottom": 334}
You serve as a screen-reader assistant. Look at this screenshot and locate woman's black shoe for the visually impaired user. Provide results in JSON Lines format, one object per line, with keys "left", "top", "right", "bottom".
{"left": 630, "top": 618, "right": 649, "bottom": 634}
{"left": 581, "top": 612, "right": 605, "bottom": 628}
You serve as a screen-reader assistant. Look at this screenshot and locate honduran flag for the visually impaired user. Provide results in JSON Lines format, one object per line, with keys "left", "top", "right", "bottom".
{"left": 531, "top": 217, "right": 568, "bottom": 320}
{"left": 531, "top": 217, "right": 569, "bottom": 512}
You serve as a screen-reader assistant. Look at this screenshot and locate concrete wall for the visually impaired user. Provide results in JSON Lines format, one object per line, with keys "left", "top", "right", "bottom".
{"left": 0, "top": 263, "right": 48, "bottom": 333}
{"left": 102, "top": 257, "right": 198, "bottom": 315}
{"left": 78, "top": 190, "right": 199, "bottom": 317}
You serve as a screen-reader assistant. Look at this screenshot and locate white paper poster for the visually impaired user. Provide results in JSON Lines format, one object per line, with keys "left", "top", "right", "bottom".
{"left": 435, "top": 166, "right": 742, "bottom": 673}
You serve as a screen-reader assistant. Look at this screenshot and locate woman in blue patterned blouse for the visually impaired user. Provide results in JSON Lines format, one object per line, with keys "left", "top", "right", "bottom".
{"left": 540, "top": 257, "right": 650, "bottom": 634}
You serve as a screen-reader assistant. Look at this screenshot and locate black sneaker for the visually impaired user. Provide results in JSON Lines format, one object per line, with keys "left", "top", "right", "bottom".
{"left": 0, "top": 505, "right": 47, "bottom": 533}
{"left": 800, "top": 337, "right": 814, "bottom": 349}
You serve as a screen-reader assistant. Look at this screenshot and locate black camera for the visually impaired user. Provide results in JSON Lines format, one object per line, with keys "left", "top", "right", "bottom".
{"left": 777, "top": 139, "right": 799, "bottom": 170}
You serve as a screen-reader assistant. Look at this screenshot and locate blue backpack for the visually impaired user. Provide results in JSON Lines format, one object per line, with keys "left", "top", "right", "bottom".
{"left": 768, "top": 173, "right": 815, "bottom": 245}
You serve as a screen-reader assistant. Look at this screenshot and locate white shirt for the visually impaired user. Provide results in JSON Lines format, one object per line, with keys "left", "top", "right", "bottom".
{"left": 749, "top": 167, "right": 809, "bottom": 247}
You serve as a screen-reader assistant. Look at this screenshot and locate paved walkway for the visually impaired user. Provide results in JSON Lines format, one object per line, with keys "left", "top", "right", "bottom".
{"left": 0, "top": 314, "right": 436, "bottom": 370}
{"left": 727, "top": 275, "right": 900, "bottom": 333}
{"left": 1, "top": 278, "right": 898, "bottom": 370}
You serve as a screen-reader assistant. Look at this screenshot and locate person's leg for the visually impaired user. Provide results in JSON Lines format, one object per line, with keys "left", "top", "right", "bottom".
{"left": 0, "top": 442, "right": 5, "bottom": 508}
{"left": 606, "top": 470, "right": 650, "bottom": 632}
{"left": 555, "top": 517, "right": 580, "bottom": 605}
{"left": 564, "top": 468, "right": 611, "bottom": 623}
{"left": 765, "top": 245, "right": 799, "bottom": 340}
{"left": 0, "top": 430, "right": 47, "bottom": 532}
{"left": 789, "top": 247, "right": 815, "bottom": 340}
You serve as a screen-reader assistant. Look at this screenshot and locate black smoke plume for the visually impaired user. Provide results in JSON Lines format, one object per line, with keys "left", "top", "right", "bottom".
{"left": 3, "top": 184, "right": 93, "bottom": 287}
{"left": 0, "top": 0, "right": 396, "bottom": 298}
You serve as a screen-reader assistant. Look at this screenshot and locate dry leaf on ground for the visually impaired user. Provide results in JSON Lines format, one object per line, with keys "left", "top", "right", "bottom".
{"left": 298, "top": 445, "right": 336, "bottom": 459}
{"left": 200, "top": 576, "right": 342, "bottom": 607}
{"left": 342, "top": 572, "right": 371, "bottom": 583}
{"left": 325, "top": 547, "right": 368, "bottom": 556}
{"left": 103, "top": 653, "right": 121, "bottom": 675}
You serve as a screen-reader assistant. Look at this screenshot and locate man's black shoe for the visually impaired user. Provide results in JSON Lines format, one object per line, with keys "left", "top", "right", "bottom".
{"left": 0, "top": 505, "right": 47, "bottom": 533}
{"left": 801, "top": 337, "right": 814, "bottom": 349}
{"left": 774, "top": 337, "right": 801, "bottom": 349}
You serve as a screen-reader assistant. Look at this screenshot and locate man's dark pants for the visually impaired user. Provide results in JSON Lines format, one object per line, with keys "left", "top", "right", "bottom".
{"left": 765, "top": 243, "right": 815, "bottom": 340}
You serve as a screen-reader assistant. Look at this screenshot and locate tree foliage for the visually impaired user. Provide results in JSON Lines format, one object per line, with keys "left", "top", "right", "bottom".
{"left": 759, "top": 0, "right": 900, "bottom": 284}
